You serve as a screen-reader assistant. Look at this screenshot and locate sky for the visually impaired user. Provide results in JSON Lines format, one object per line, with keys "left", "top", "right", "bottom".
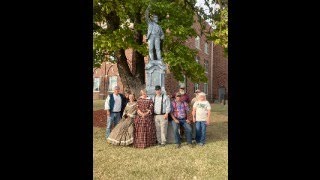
{"left": 196, "top": 0, "right": 219, "bottom": 14}
{"left": 195, "top": 0, "right": 218, "bottom": 26}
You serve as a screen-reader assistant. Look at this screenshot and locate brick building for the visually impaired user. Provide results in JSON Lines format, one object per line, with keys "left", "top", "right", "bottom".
{"left": 93, "top": 20, "right": 228, "bottom": 102}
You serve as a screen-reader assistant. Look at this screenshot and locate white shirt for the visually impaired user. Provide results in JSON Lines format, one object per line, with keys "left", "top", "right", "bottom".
{"left": 193, "top": 100, "right": 211, "bottom": 121}
{"left": 104, "top": 94, "right": 122, "bottom": 112}
{"left": 153, "top": 94, "right": 171, "bottom": 114}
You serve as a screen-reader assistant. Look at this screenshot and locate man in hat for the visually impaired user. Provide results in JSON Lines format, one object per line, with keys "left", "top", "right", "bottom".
{"left": 152, "top": 85, "right": 171, "bottom": 146}
{"left": 190, "top": 89, "right": 201, "bottom": 142}
{"left": 170, "top": 92, "right": 193, "bottom": 148}
{"left": 175, "top": 85, "right": 190, "bottom": 139}
{"left": 104, "top": 85, "right": 126, "bottom": 138}
{"left": 190, "top": 89, "right": 201, "bottom": 107}
{"left": 177, "top": 85, "right": 190, "bottom": 104}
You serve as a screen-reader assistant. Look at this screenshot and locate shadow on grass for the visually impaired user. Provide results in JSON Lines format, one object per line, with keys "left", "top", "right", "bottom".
{"left": 176, "top": 121, "right": 228, "bottom": 145}
{"left": 206, "top": 121, "right": 228, "bottom": 143}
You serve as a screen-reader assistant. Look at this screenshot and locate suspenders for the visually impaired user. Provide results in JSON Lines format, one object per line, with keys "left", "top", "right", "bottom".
{"left": 154, "top": 94, "right": 164, "bottom": 115}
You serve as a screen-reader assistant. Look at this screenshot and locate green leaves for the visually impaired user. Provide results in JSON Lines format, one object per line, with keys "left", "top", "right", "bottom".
{"left": 201, "top": 0, "right": 228, "bottom": 57}
{"left": 164, "top": 45, "right": 207, "bottom": 83}
{"left": 93, "top": 0, "right": 214, "bottom": 83}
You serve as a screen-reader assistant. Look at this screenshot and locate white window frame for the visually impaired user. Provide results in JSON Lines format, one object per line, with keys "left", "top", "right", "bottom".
{"left": 195, "top": 36, "right": 200, "bottom": 50}
{"left": 204, "top": 42, "right": 208, "bottom": 54}
{"left": 194, "top": 83, "right": 199, "bottom": 92}
{"left": 93, "top": 78, "right": 100, "bottom": 92}
{"left": 108, "top": 76, "right": 118, "bottom": 92}
{"left": 203, "top": 83, "right": 208, "bottom": 94}
{"left": 204, "top": 60, "right": 209, "bottom": 74}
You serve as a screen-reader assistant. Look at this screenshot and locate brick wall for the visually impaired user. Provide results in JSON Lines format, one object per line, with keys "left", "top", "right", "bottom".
{"left": 211, "top": 45, "right": 228, "bottom": 100}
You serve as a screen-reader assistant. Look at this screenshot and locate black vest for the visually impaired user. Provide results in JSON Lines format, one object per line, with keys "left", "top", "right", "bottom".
{"left": 109, "top": 93, "right": 126, "bottom": 116}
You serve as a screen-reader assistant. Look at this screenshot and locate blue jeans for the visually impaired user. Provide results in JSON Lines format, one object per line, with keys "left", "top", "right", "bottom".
{"left": 171, "top": 118, "right": 192, "bottom": 144}
{"left": 106, "top": 112, "right": 121, "bottom": 138}
{"left": 196, "top": 121, "right": 207, "bottom": 144}
{"left": 191, "top": 123, "right": 196, "bottom": 140}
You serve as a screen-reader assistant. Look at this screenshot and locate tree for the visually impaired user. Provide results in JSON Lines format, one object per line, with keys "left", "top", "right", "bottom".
{"left": 93, "top": 0, "right": 224, "bottom": 95}
{"left": 195, "top": 0, "right": 228, "bottom": 56}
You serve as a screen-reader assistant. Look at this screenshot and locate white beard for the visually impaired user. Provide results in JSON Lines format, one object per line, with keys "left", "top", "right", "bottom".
{"left": 179, "top": 90, "right": 185, "bottom": 95}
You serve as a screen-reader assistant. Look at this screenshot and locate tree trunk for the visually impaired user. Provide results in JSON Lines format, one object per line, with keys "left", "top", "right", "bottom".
{"left": 116, "top": 49, "right": 145, "bottom": 98}
{"left": 107, "top": 10, "right": 146, "bottom": 98}
{"left": 132, "top": 11, "right": 146, "bottom": 93}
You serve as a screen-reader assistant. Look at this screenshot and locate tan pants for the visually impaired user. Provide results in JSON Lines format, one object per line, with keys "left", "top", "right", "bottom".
{"left": 154, "top": 115, "right": 168, "bottom": 144}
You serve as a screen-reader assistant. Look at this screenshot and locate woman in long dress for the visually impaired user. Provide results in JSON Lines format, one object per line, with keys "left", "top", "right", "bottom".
{"left": 107, "top": 93, "right": 137, "bottom": 146}
{"left": 133, "top": 89, "right": 157, "bottom": 148}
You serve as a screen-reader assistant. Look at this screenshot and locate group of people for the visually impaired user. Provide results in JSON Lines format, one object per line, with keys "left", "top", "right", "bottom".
{"left": 104, "top": 85, "right": 212, "bottom": 149}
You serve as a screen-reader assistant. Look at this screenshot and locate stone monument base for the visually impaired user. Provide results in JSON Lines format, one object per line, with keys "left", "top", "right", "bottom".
{"left": 145, "top": 59, "right": 167, "bottom": 97}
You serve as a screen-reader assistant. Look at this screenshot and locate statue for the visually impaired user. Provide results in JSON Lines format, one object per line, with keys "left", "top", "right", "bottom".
{"left": 145, "top": 5, "right": 164, "bottom": 61}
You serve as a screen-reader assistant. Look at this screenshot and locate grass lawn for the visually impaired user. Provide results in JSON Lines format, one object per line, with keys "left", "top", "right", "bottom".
{"left": 93, "top": 100, "right": 228, "bottom": 180}
{"left": 93, "top": 100, "right": 105, "bottom": 111}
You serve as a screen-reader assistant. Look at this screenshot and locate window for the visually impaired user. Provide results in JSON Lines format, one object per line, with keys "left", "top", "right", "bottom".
{"left": 93, "top": 78, "right": 100, "bottom": 92}
{"left": 195, "top": 36, "right": 200, "bottom": 49}
{"left": 194, "top": 83, "right": 199, "bottom": 92}
{"left": 203, "top": 83, "right": 208, "bottom": 94}
{"left": 204, "top": 60, "right": 209, "bottom": 73}
{"left": 108, "top": 76, "right": 117, "bottom": 91}
{"left": 204, "top": 43, "right": 208, "bottom": 54}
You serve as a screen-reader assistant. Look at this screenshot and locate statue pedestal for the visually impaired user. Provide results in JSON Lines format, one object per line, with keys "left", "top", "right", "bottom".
{"left": 145, "top": 59, "right": 167, "bottom": 96}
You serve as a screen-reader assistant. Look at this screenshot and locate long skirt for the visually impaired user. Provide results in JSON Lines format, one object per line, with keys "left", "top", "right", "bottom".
{"left": 107, "top": 117, "right": 134, "bottom": 146}
{"left": 133, "top": 115, "right": 157, "bottom": 148}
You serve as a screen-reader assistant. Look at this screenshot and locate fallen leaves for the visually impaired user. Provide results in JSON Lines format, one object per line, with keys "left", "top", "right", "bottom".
{"left": 93, "top": 109, "right": 108, "bottom": 127}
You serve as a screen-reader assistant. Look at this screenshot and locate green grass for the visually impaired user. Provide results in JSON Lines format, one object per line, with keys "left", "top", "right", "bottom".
{"left": 93, "top": 100, "right": 105, "bottom": 111}
{"left": 211, "top": 103, "right": 228, "bottom": 116}
{"left": 93, "top": 100, "right": 228, "bottom": 180}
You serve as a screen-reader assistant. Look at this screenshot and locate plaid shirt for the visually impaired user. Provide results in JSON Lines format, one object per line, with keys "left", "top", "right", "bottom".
{"left": 172, "top": 101, "right": 189, "bottom": 119}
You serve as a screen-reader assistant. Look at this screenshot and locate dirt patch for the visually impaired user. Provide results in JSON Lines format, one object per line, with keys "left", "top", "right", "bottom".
{"left": 93, "top": 110, "right": 108, "bottom": 127}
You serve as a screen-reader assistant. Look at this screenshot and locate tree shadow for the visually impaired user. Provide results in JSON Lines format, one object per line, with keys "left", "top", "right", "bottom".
{"left": 175, "top": 121, "right": 228, "bottom": 144}
{"left": 206, "top": 121, "right": 228, "bottom": 143}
